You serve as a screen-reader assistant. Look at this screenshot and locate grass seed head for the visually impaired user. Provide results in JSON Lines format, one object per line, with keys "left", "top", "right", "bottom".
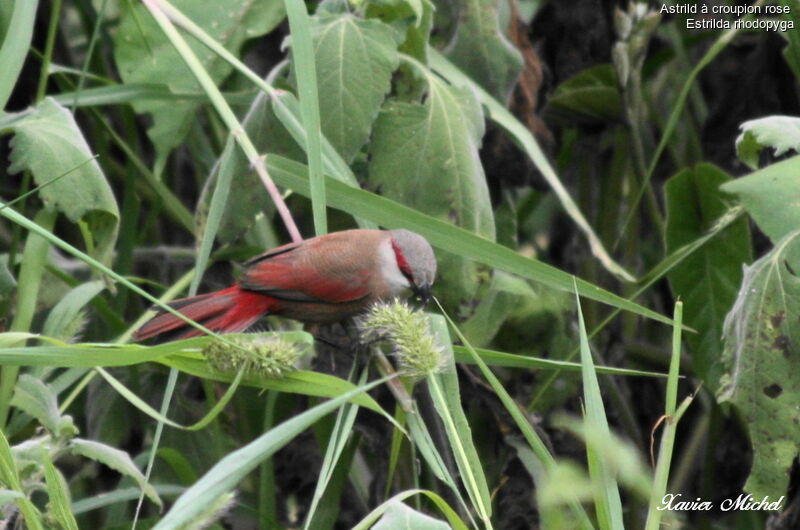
{"left": 358, "top": 300, "right": 445, "bottom": 377}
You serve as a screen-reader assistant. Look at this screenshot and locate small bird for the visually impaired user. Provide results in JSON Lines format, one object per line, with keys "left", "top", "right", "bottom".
{"left": 134, "top": 229, "right": 437, "bottom": 341}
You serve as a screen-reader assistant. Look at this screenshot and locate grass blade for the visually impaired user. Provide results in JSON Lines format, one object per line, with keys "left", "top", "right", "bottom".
{"left": 0, "top": 0, "right": 39, "bottom": 110}
{"left": 284, "top": 0, "right": 326, "bottom": 235}
{"left": 574, "top": 279, "right": 624, "bottom": 530}
{"left": 645, "top": 302, "right": 695, "bottom": 530}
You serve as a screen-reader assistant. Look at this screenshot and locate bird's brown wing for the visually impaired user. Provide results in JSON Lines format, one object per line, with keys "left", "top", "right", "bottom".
{"left": 240, "top": 239, "right": 371, "bottom": 304}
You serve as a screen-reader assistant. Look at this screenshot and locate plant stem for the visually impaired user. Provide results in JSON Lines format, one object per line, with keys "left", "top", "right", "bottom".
{"left": 0, "top": 209, "right": 57, "bottom": 427}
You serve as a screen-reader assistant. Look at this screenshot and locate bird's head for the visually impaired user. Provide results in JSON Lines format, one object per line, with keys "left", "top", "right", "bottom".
{"left": 389, "top": 229, "right": 437, "bottom": 304}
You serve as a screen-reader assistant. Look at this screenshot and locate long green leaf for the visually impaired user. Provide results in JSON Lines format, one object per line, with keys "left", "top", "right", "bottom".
{"left": 575, "top": 281, "right": 624, "bottom": 530}
{"left": 285, "top": 0, "right": 326, "bottom": 235}
{"left": 266, "top": 154, "right": 671, "bottom": 325}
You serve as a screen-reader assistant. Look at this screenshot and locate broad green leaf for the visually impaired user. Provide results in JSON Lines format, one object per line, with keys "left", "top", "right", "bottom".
{"left": 69, "top": 438, "right": 162, "bottom": 508}
{"left": 10, "top": 374, "right": 60, "bottom": 434}
{"left": 368, "top": 78, "right": 495, "bottom": 314}
{"left": 543, "top": 64, "right": 621, "bottom": 125}
{"left": 42, "top": 281, "right": 105, "bottom": 341}
{"left": 151, "top": 377, "right": 390, "bottom": 529}
{"left": 311, "top": 14, "right": 401, "bottom": 162}
{"left": 7, "top": 98, "right": 119, "bottom": 265}
{"left": 114, "top": 0, "right": 285, "bottom": 164}
{"left": 665, "top": 164, "right": 751, "bottom": 390}
{"left": 372, "top": 500, "right": 451, "bottom": 530}
{"left": 721, "top": 154, "right": 800, "bottom": 242}
{"left": 736, "top": 116, "right": 800, "bottom": 170}
{"left": 42, "top": 455, "right": 79, "bottom": 530}
{"left": 718, "top": 230, "right": 800, "bottom": 498}
{"left": 364, "top": 0, "right": 433, "bottom": 61}
{"left": 443, "top": 0, "right": 522, "bottom": 101}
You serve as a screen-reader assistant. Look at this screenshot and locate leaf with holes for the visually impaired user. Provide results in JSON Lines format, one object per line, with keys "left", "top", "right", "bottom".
{"left": 665, "top": 164, "right": 752, "bottom": 391}
{"left": 718, "top": 230, "right": 800, "bottom": 499}
{"left": 721, "top": 155, "right": 800, "bottom": 243}
{"left": 736, "top": 116, "right": 800, "bottom": 170}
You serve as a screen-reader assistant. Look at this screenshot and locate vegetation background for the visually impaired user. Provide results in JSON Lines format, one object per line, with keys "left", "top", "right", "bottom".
{"left": 1, "top": 0, "right": 799, "bottom": 528}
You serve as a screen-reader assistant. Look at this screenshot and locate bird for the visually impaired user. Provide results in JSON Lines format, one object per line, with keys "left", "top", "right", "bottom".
{"left": 134, "top": 229, "right": 437, "bottom": 341}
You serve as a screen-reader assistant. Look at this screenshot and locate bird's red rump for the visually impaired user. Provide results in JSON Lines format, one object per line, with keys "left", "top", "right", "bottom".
{"left": 134, "top": 286, "right": 274, "bottom": 340}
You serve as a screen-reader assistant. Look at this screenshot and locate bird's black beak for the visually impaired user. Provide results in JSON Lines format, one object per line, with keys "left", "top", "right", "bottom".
{"left": 411, "top": 282, "right": 432, "bottom": 305}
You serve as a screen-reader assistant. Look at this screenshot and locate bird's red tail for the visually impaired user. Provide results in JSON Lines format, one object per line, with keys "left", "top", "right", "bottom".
{"left": 134, "top": 285, "right": 274, "bottom": 341}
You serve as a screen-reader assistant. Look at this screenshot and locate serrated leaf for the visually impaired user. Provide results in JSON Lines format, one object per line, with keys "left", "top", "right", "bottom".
{"left": 443, "top": 0, "right": 523, "bottom": 100}
{"left": 42, "top": 281, "right": 104, "bottom": 342}
{"left": 736, "top": 116, "right": 800, "bottom": 170}
{"left": 717, "top": 230, "right": 800, "bottom": 498}
{"left": 7, "top": 98, "right": 119, "bottom": 265}
{"left": 114, "top": 0, "right": 285, "bottom": 164}
{"left": 721, "top": 154, "right": 800, "bottom": 243}
{"left": 10, "top": 375, "right": 61, "bottom": 434}
{"left": 311, "top": 14, "right": 401, "bottom": 162}
{"left": 69, "top": 438, "right": 161, "bottom": 508}
{"left": 371, "top": 500, "right": 451, "bottom": 530}
{"left": 368, "top": 78, "right": 495, "bottom": 314}
{"left": 665, "top": 164, "right": 752, "bottom": 390}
